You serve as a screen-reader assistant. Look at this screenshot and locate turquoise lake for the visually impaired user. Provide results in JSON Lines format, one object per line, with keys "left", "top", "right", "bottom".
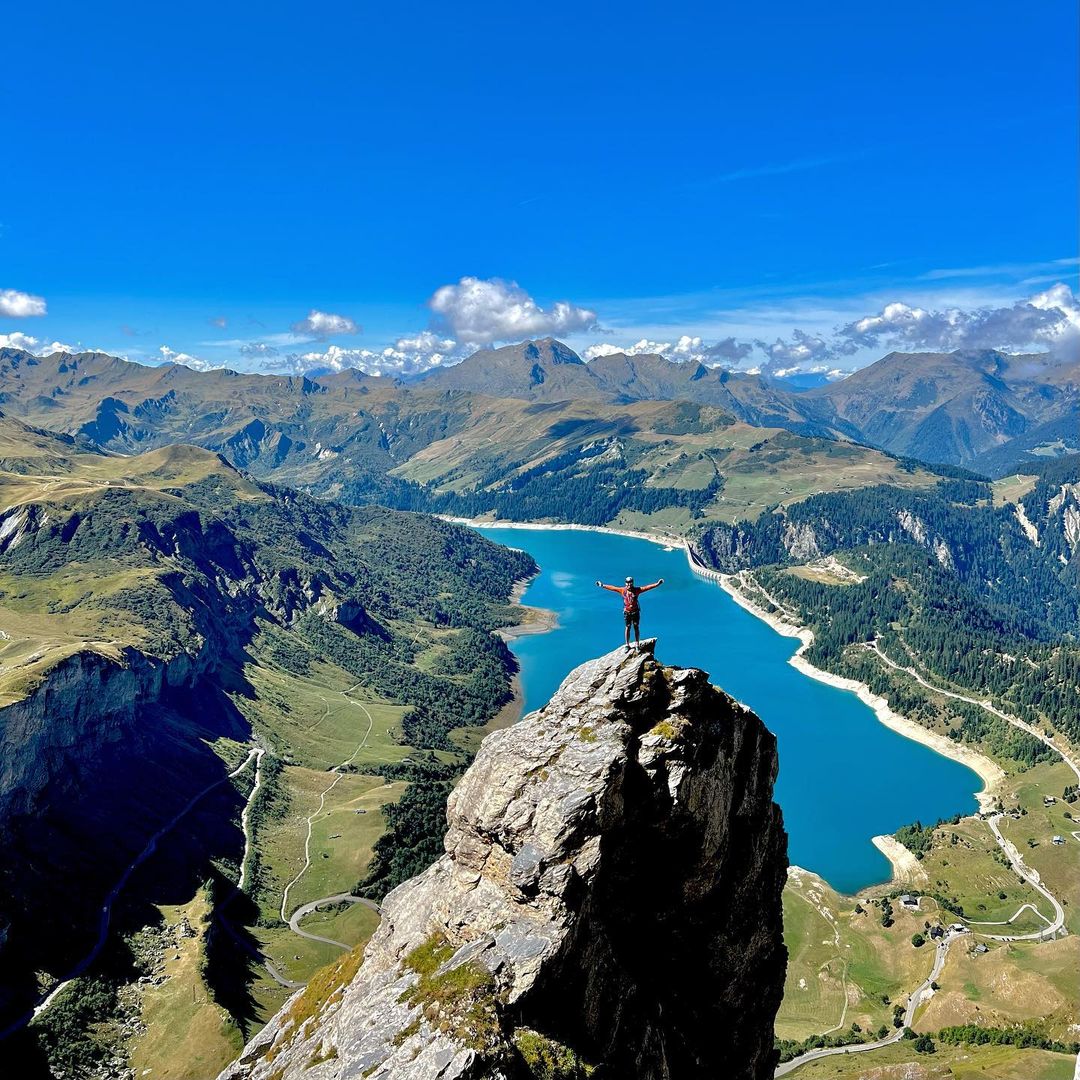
{"left": 477, "top": 526, "right": 982, "bottom": 894}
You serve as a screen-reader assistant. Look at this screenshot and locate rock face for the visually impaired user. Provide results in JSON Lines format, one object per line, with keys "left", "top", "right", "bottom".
{"left": 221, "top": 640, "right": 788, "bottom": 1080}
{"left": 0, "top": 645, "right": 211, "bottom": 822}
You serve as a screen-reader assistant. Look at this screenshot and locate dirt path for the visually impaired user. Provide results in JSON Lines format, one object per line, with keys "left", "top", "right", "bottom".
{"left": 279, "top": 685, "right": 374, "bottom": 926}
{"left": 785, "top": 872, "right": 853, "bottom": 1036}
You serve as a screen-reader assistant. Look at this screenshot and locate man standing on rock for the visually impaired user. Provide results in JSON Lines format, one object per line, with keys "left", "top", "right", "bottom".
{"left": 596, "top": 575, "right": 664, "bottom": 649}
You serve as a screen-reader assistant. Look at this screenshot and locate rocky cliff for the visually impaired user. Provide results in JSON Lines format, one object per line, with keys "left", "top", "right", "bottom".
{"left": 0, "top": 644, "right": 213, "bottom": 822}
{"left": 221, "top": 640, "right": 788, "bottom": 1080}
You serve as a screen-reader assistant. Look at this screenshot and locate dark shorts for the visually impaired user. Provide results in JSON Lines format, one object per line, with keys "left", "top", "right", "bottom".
{"left": 624, "top": 609, "right": 640, "bottom": 628}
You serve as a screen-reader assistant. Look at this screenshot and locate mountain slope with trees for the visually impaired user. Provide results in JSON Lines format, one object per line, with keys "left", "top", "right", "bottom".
{"left": 0, "top": 416, "right": 533, "bottom": 1073}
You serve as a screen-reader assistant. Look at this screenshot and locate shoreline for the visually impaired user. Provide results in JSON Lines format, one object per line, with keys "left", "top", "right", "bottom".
{"left": 499, "top": 575, "right": 559, "bottom": 643}
{"left": 871, "top": 835, "right": 929, "bottom": 888}
{"left": 441, "top": 515, "right": 686, "bottom": 551}
{"left": 490, "top": 574, "right": 558, "bottom": 728}
{"left": 717, "top": 572, "right": 1004, "bottom": 819}
{"left": 473, "top": 517, "right": 1004, "bottom": 894}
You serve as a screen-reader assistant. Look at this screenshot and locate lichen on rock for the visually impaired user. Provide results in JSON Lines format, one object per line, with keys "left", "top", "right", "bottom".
{"left": 220, "top": 639, "right": 788, "bottom": 1080}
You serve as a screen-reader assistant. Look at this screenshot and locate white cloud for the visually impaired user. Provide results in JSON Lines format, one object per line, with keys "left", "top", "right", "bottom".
{"left": 0, "top": 332, "right": 80, "bottom": 355}
{"left": 581, "top": 342, "right": 624, "bottom": 360}
{"left": 754, "top": 329, "right": 833, "bottom": 372}
{"left": 0, "top": 332, "right": 43, "bottom": 351}
{"left": 279, "top": 346, "right": 379, "bottom": 376}
{"left": 239, "top": 341, "right": 279, "bottom": 358}
{"left": 0, "top": 288, "right": 47, "bottom": 318}
{"left": 391, "top": 330, "right": 457, "bottom": 356}
{"left": 584, "top": 334, "right": 746, "bottom": 364}
{"left": 584, "top": 338, "right": 681, "bottom": 360}
{"left": 281, "top": 331, "right": 468, "bottom": 378}
{"left": 849, "top": 301, "right": 935, "bottom": 339}
{"left": 1030, "top": 284, "right": 1080, "bottom": 362}
{"left": 583, "top": 333, "right": 756, "bottom": 367}
{"left": 428, "top": 277, "right": 597, "bottom": 345}
{"left": 159, "top": 345, "right": 223, "bottom": 372}
{"left": 290, "top": 309, "right": 361, "bottom": 338}
{"left": 838, "top": 284, "right": 1080, "bottom": 356}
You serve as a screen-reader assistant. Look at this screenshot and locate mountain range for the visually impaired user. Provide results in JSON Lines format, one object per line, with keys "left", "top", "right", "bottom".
{"left": 0, "top": 345, "right": 948, "bottom": 538}
{"left": 415, "top": 339, "right": 1079, "bottom": 472}
{"left": 2, "top": 340, "right": 1075, "bottom": 489}
{"left": 0, "top": 335, "right": 1077, "bottom": 1076}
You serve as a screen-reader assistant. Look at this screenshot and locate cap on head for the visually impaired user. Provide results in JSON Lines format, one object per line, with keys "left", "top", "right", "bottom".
{"left": 625, "top": 576, "right": 634, "bottom": 584}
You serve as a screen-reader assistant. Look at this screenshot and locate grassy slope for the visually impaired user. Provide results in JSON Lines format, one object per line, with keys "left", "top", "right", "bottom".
{"left": 780, "top": 756, "right": 1080, "bottom": 1072}
{"left": 779, "top": 869, "right": 929, "bottom": 1041}
{"left": 788, "top": 1042, "right": 1075, "bottom": 1079}
{"left": 393, "top": 409, "right": 942, "bottom": 530}
{"left": 125, "top": 889, "right": 244, "bottom": 1080}
{"left": 0, "top": 421, "right": 532, "bottom": 1075}
{"left": 0, "top": 440, "right": 267, "bottom": 704}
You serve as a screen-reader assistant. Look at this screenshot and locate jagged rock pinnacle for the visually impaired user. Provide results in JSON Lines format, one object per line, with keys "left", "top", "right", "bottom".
{"left": 220, "top": 641, "right": 788, "bottom": 1080}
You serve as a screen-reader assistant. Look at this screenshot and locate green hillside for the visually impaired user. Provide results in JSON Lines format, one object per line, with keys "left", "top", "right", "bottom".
{"left": 0, "top": 416, "right": 534, "bottom": 1074}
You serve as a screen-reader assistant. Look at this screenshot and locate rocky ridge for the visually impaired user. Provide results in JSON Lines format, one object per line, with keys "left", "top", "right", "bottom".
{"left": 221, "top": 640, "right": 788, "bottom": 1080}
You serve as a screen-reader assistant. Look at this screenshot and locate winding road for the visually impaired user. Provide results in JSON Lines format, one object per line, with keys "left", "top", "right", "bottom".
{"left": 866, "top": 640, "right": 1080, "bottom": 786}
{"left": 214, "top": 683, "right": 385, "bottom": 994}
{"left": 866, "top": 640, "right": 1071, "bottom": 943}
{"left": 973, "top": 814, "right": 1065, "bottom": 941}
{"left": 237, "top": 748, "right": 266, "bottom": 893}
{"left": 5, "top": 681, "right": 387, "bottom": 1036}
{"left": 775, "top": 929, "right": 961, "bottom": 1077}
{"left": 287, "top": 893, "right": 381, "bottom": 950}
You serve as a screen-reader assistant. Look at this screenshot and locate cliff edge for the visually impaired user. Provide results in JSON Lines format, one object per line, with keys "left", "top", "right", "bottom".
{"left": 221, "top": 640, "right": 788, "bottom": 1080}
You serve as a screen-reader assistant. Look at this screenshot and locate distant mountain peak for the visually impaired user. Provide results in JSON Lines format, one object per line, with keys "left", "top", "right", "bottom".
{"left": 520, "top": 337, "right": 584, "bottom": 365}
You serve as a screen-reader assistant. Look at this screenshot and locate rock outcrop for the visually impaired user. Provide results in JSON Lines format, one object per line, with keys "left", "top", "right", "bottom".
{"left": 221, "top": 640, "right": 788, "bottom": 1080}
{"left": 0, "top": 645, "right": 212, "bottom": 821}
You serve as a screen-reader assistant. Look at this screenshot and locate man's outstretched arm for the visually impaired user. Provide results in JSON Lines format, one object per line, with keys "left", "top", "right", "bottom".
{"left": 637, "top": 579, "right": 665, "bottom": 593}
{"left": 596, "top": 582, "right": 624, "bottom": 592}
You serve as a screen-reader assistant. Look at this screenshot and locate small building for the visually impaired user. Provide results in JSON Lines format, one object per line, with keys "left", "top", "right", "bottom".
{"left": 929, "top": 925, "right": 944, "bottom": 939}
{"left": 949, "top": 923, "right": 968, "bottom": 933}
{"left": 1044, "top": 795, "right": 1057, "bottom": 805}
{"left": 899, "top": 894, "right": 920, "bottom": 910}
{"left": 974, "top": 943, "right": 989, "bottom": 954}
{"left": 1052, "top": 835, "right": 1065, "bottom": 845}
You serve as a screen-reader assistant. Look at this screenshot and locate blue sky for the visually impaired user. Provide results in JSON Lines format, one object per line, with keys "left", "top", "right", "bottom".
{"left": 2, "top": 0, "right": 1077, "bottom": 376}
